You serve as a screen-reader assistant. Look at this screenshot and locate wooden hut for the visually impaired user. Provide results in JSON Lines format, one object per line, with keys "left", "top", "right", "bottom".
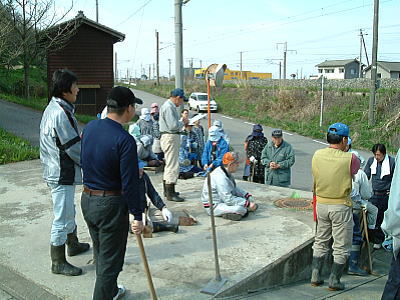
{"left": 47, "top": 11, "right": 124, "bottom": 115}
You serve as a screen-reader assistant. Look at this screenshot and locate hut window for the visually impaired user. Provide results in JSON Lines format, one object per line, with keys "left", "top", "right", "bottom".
{"left": 76, "top": 88, "right": 96, "bottom": 104}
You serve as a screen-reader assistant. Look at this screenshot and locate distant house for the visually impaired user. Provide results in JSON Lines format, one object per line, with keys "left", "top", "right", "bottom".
{"left": 47, "top": 11, "right": 125, "bottom": 115}
{"left": 316, "top": 59, "right": 360, "bottom": 79}
{"left": 364, "top": 61, "right": 400, "bottom": 79}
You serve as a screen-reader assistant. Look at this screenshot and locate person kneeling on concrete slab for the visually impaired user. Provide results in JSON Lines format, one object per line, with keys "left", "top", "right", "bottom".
{"left": 131, "top": 171, "right": 178, "bottom": 235}
{"left": 201, "top": 152, "right": 258, "bottom": 221}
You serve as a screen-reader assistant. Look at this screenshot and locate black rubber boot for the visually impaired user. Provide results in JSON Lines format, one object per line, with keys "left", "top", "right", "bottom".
{"left": 310, "top": 256, "right": 324, "bottom": 286}
{"left": 165, "top": 184, "right": 184, "bottom": 202}
{"left": 163, "top": 180, "right": 179, "bottom": 197}
{"left": 51, "top": 244, "right": 82, "bottom": 276}
{"left": 328, "top": 262, "right": 345, "bottom": 291}
{"left": 66, "top": 227, "right": 90, "bottom": 256}
{"left": 152, "top": 221, "right": 179, "bottom": 233}
{"left": 348, "top": 251, "right": 368, "bottom": 276}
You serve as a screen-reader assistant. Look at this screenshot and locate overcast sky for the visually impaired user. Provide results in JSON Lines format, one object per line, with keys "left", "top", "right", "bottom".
{"left": 57, "top": 0, "right": 399, "bottom": 79}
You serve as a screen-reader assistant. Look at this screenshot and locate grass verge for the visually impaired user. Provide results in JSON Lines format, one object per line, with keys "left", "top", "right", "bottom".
{"left": 0, "top": 128, "right": 39, "bottom": 164}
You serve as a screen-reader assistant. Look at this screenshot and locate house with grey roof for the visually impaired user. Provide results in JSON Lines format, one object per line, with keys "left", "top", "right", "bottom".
{"left": 364, "top": 61, "right": 400, "bottom": 79}
{"left": 315, "top": 59, "right": 360, "bottom": 79}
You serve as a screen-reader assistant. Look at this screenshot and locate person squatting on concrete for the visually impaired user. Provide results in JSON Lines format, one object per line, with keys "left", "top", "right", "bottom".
{"left": 201, "top": 152, "right": 258, "bottom": 221}
{"left": 178, "top": 121, "right": 203, "bottom": 179}
{"left": 261, "top": 129, "right": 295, "bottom": 187}
{"left": 246, "top": 124, "right": 268, "bottom": 184}
{"left": 80, "top": 86, "right": 145, "bottom": 299}
{"left": 40, "top": 69, "right": 90, "bottom": 276}
{"left": 159, "top": 88, "right": 188, "bottom": 202}
{"left": 348, "top": 150, "right": 378, "bottom": 276}
{"left": 136, "top": 134, "right": 163, "bottom": 167}
{"left": 310, "top": 122, "right": 360, "bottom": 291}
{"left": 136, "top": 172, "right": 178, "bottom": 234}
{"left": 381, "top": 148, "right": 400, "bottom": 300}
{"left": 202, "top": 125, "right": 229, "bottom": 172}
{"left": 364, "top": 143, "right": 396, "bottom": 249}
{"left": 150, "top": 103, "right": 163, "bottom": 160}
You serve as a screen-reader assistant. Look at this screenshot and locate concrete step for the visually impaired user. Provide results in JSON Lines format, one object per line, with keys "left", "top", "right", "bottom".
{"left": 231, "top": 249, "right": 392, "bottom": 300}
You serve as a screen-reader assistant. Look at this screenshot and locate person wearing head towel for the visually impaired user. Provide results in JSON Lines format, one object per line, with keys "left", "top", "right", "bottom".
{"left": 201, "top": 125, "right": 229, "bottom": 172}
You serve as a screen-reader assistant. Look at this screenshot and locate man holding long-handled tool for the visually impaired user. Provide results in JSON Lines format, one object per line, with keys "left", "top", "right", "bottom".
{"left": 81, "top": 86, "right": 146, "bottom": 299}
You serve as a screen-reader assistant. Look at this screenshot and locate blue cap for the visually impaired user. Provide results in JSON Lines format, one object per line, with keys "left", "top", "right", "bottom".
{"left": 170, "top": 88, "right": 188, "bottom": 101}
{"left": 327, "top": 122, "right": 349, "bottom": 137}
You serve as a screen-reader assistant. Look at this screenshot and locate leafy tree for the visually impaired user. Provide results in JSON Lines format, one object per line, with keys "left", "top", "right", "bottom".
{"left": 1, "top": 0, "right": 76, "bottom": 99}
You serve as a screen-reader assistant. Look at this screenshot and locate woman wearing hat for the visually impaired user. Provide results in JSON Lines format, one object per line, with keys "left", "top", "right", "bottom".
{"left": 246, "top": 124, "right": 268, "bottom": 184}
{"left": 201, "top": 125, "right": 229, "bottom": 172}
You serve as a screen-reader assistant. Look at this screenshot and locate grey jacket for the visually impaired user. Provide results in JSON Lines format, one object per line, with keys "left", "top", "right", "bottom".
{"left": 40, "top": 97, "right": 82, "bottom": 185}
{"left": 261, "top": 140, "right": 295, "bottom": 187}
{"left": 159, "top": 99, "right": 183, "bottom": 133}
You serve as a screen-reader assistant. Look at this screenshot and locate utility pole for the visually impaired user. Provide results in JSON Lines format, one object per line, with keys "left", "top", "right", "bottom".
{"left": 114, "top": 52, "right": 118, "bottom": 81}
{"left": 96, "top": 0, "right": 99, "bottom": 22}
{"left": 277, "top": 42, "right": 296, "bottom": 79}
{"left": 239, "top": 51, "right": 243, "bottom": 79}
{"left": 279, "top": 61, "right": 281, "bottom": 79}
{"left": 156, "top": 30, "right": 160, "bottom": 85}
{"left": 148, "top": 64, "right": 151, "bottom": 80}
{"left": 368, "top": 0, "right": 379, "bottom": 126}
{"left": 168, "top": 59, "right": 172, "bottom": 80}
{"left": 175, "top": 0, "right": 188, "bottom": 89}
{"left": 200, "top": 60, "right": 202, "bottom": 68}
{"left": 359, "top": 29, "right": 363, "bottom": 78}
{"left": 153, "top": 64, "right": 155, "bottom": 79}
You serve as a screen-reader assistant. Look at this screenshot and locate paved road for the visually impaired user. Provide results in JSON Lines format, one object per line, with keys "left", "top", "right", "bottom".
{"left": 0, "top": 93, "right": 371, "bottom": 191}
{"left": 131, "top": 89, "right": 371, "bottom": 191}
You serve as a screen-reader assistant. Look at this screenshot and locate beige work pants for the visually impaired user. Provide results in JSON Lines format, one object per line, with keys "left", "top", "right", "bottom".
{"left": 160, "top": 133, "right": 180, "bottom": 184}
{"left": 312, "top": 203, "right": 353, "bottom": 265}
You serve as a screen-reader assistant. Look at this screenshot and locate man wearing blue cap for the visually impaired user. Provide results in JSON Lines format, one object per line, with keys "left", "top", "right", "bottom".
{"left": 310, "top": 122, "right": 360, "bottom": 291}
{"left": 159, "top": 88, "right": 189, "bottom": 202}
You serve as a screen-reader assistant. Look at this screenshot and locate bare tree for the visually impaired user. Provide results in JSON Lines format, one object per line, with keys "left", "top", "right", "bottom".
{"left": 1, "top": 0, "right": 77, "bottom": 99}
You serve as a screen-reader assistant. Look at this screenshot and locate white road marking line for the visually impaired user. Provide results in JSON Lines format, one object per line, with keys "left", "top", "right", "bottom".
{"left": 221, "top": 115, "right": 233, "bottom": 120}
{"left": 283, "top": 131, "right": 293, "bottom": 136}
{"left": 244, "top": 121, "right": 255, "bottom": 125}
{"left": 313, "top": 140, "right": 329, "bottom": 146}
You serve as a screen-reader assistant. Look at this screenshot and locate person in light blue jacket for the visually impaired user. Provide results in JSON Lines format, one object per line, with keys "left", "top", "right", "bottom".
{"left": 201, "top": 125, "right": 229, "bottom": 171}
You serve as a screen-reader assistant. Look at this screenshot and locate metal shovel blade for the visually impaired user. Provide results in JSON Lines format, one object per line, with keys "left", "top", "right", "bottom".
{"left": 200, "top": 277, "right": 228, "bottom": 295}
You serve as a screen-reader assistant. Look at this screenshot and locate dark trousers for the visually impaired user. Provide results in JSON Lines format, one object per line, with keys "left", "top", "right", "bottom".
{"left": 81, "top": 193, "right": 129, "bottom": 300}
{"left": 370, "top": 194, "right": 389, "bottom": 243}
{"left": 382, "top": 251, "right": 400, "bottom": 300}
{"left": 352, "top": 212, "right": 363, "bottom": 246}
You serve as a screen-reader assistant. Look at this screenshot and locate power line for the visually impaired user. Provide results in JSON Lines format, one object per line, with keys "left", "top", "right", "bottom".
{"left": 117, "top": 0, "right": 153, "bottom": 26}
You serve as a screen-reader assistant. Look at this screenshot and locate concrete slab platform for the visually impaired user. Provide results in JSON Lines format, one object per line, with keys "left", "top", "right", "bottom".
{"left": 0, "top": 160, "right": 315, "bottom": 299}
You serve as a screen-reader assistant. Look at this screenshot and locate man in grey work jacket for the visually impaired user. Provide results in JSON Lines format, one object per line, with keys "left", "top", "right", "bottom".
{"left": 159, "top": 88, "right": 188, "bottom": 202}
{"left": 261, "top": 129, "right": 295, "bottom": 187}
{"left": 40, "top": 69, "right": 89, "bottom": 277}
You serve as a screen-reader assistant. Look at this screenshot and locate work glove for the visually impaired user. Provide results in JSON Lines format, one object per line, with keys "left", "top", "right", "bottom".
{"left": 249, "top": 156, "right": 258, "bottom": 163}
{"left": 162, "top": 207, "right": 173, "bottom": 223}
{"left": 191, "top": 142, "right": 198, "bottom": 149}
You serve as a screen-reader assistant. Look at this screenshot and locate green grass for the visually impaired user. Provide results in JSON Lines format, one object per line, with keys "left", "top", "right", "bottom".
{"left": 0, "top": 128, "right": 39, "bottom": 164}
